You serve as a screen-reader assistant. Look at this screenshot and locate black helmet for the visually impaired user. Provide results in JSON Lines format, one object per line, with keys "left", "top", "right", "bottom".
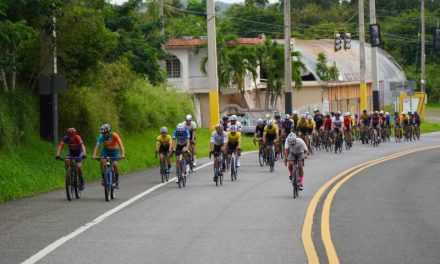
{"left": 222, "top": 115, "right": 229, "bottom": 121}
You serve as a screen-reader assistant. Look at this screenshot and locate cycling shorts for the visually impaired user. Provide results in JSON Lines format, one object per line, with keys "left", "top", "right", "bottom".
{"left": 227, "top": 142, "right": 238, "bottom": 154}
{"left": 67, "top": 150, "right": 84, "bottom": 163}
{"left": 287, "top": 152, "right": 304, "bottom": 166}
{"left": 101, "top": 149, "right": 119, "bottom": 161}
{"left": 175, "top": 143, "right": 187, "bottom": 156}
{"left": 213, "top": 144, "right": 222, "bottom": 157}
{"left": 159, "top": 145, "right": 170, "bottom": 154}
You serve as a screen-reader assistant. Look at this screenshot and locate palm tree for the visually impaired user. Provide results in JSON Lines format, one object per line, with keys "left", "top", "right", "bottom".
{"left": 242, "top": 45, "right": 261, "bottom": 109}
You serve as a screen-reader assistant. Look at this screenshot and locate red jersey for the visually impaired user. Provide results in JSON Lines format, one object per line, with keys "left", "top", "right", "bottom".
{"left": 59, "top": 135, "right": 83, "bottom": 152}
{"left": 344, "top": 117, "right": 351, "bottom": 127}
{"left": 324, "top": 118, "right": 332, "bottom": 129}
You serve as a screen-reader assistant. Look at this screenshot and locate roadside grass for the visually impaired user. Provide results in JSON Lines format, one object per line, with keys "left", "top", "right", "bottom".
{"left": 421, "top": 122, "right": 440, "bottom": 134}
{"left": 0, "top": 129, "right": 258, "bottom": 202}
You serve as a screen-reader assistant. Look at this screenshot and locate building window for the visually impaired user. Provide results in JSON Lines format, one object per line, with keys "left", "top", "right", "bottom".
{"left": 166, "top": 55, "right": 181, "bottom": 78}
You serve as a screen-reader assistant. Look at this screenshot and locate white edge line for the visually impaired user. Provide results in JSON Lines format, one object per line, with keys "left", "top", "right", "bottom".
{"left": 21, "top": 152, "right": 257, "bottom": 264}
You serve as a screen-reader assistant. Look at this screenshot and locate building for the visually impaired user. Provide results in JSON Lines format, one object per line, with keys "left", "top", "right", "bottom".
{"left": 164, "top": 37, "right": 406, "bottom": 127}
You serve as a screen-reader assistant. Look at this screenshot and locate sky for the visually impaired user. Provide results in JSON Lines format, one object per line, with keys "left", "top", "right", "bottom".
{"left": 110, "top": 0, "right": 278, "bottom": 5}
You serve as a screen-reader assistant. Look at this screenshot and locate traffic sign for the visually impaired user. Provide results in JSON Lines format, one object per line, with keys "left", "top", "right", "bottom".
{"left": 390, "top": 81, "right": 416, "bottom": 92}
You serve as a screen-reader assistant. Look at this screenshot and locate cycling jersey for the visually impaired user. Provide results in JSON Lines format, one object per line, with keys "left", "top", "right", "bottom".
{"left": 314, "top": 114, "right": 324, "bottom": 129}
{"left": 332, "top": 117, "right": 344, "bottom": 128}
{"left": 343, "top": 117, "right": 351, "bottom": 128}
{"left": 173, "top": 129, "right": 190, "bottom": 146}
{"left": 211, "top": 131, "right": 227, "bottom": 146}
{"left": 306, "top": 120, "right": 316, "bottom": 129}
{"left": 324, "top": 118, "right": 332, "bottom": 129}
{"left": 283, "top": 119, "right": 294, "bottom": 134}
{"left": 60, "top": 135, "right": 83, "bottom": 152}
{"left": 361, "top": 114, "right": 371, "bottom": 126}
{"left": 226, "top": 131, "right": 241, "bottom": 145}
{"left": 284, "top": 137, "right": 308, "bottom": 155}
{"left": 264, "top": 125, "right": 279, "bottom": 136}
{"left": 96, "top": 132, "right": 122, "bottom": 151}
{"left": 157, "top": 135, "right": 172, "bottom": 146}
{"left": 255, "top": 125, "right": 265, "bottom": 138}
{"left": 227, "top": 121, "right": 243, "bottom": 132}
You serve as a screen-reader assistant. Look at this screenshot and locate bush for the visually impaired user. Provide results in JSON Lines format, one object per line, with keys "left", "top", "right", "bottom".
{"left": 0, "top": 89, "right": 38, "bottom": 150}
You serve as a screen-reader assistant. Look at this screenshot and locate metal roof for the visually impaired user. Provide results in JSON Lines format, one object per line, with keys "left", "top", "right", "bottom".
{"left": 292, "top": 39, "right": 406, "bottom": 83}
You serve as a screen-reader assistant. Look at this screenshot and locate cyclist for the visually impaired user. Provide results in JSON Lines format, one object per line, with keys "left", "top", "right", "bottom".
{"left": 296, "top": 114, "right": 309, "bottom": 146}
{"left": 413, "top": 111, "right": 421, "bottom": 136}
{"left": 370, "top": 111, "right": 382, "bottom": 143}
{"left": 332, "top": 111, "right": 345, "bottom": 143}
{"left": 210, "top": 124, "right": 227, "bottom": 181}
{"left": 182, "top": 114, "right": 197, "bottom": 167}
{"left": 313, "top": 109, "right": 324, "bottom": 132}
{"left": 291, "top": 111, "right": 299, "bottom": 131}
{"left": 156, "top": 127, "right": 172, "bottom": 174}
{"left": 92, "top": 124, "right": 126, "bottom": 189}
{"left": 263, "top": 120, "right": 279, "bottom": 163}
{"left": 221, "top": 115, "right": 229, "bottom": 132}
{"left": 359, "top": 109, "right": 371, "bottom": 144}
{"left": 306, "top": 115, "right": 316, "bottom": 148}
{"left": 227, "top": 115, "right": 243, "bottom": 132}
{"left": 226, "top": 125, "right": 242, "bottom": 168}
{"left": 282, "top": 114, "right": 294, "bottom": 140}
{"left": 172, "top": 124, "right": 190, "bottom": 182}
{"left": 343, "top": 112, "right": 353, "bottom": 146}
{"left": 254, "top": 118, "right": 265, "bottom": 149}
{"left": 56, "top": 128, "right": 87, "bottom": 190}
{"left": 284, "top": 133, "right": 308, "bottom": 190}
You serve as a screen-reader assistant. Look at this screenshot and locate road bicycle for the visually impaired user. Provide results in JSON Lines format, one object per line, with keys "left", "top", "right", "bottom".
{"left": 58, "top": 156, "right": 83, "bottom": 201}
{"left": 394, "top": 125, "right": 402, "bottom": 143}
{"left": 156, "top": 151, "right": 170, "bottom": 183}
{"left": 175, "top": 151, "right": 188, "bottom": 188}
{"left": 96, "top": 157, "right": 118, "bottom": 202}
{"left": 371, "top": 127, "right": 380, "bottom": 147}
{"left": 255, "top": 139, "right": 266, "bottom": 167}
{"left": 210, "top": 151, "right": 224, "bottom": 186}
{"left": 291, "top": 160, "right": 299, "bottom": 199}
{"left": 413, "top": 124, "right": 420, "bottom": 140}
{"left": 334, "top": 129, "right": 343, "bottom": 153}
{"left": 267, "top": 142, "right": 276, "bottom": 172}
{"left": 229, "top": 151, "right": 238, "bottom": 181}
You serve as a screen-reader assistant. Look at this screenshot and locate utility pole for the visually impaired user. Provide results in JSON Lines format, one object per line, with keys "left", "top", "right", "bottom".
{"left": 207, "top": 0, "right": 220, "bottom": 128}
{"left": 359, "top": 0, "right": 368, "bottom": 111}
{"left": 52, "top": 10, "right": 58, "bottom": 146}
{"left": 284, "top": 0, "right": 292, "bottom": 114}
{"left": 421, "top": 0, "right": 426, "bottom": 96}
{"left": 370, "top": 0, "right": 379, "bottom": 111}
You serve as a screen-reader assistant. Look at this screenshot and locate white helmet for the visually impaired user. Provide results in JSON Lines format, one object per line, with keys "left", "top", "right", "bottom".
{"left": 230, "top": 115, "right": 238, "bottom": 121}
{"left": 265, "top": 113, "right": 271, "bottom": 119}
{"left": 257, "top": 118, "right": 264, "bottom": 125}
{"left": 215, "top": 123, "right": 223, "bottom": 131}
{"left": 293, "top": 111, "right": 298, "bottom": 115}
{"left": 229, "top": 125, "right": 237, "bottom": 132}
{"left": 177, "top": 124, "right": 185, "bottom": 132}
{"left": 284, "top": 114, "right": 290, "bottom": 119}
{"left": 267, "top": 120, "right": 273, "bottom": 126}
{"left": 379, "top": 110, "right": 384, "bottom": 114}
{"left": 385, "top": 112, "right": 389, "bottom": 115}
{"left": 287, "top": 133, "right": 296, "bottom": 144}
{"left": 307, "top": 115, "right": 313, "bottom": 120}
{"left": 300, "top": 114, "right": 306, "bottom": 118}
{"left": 343, "top": 113, "right": 348, "bottom": 117}
{"left": 185, "top": 114, "right": 192, "bottom": 121}
{"left": 160, "top": 127, "right": 168, "bottom": 133}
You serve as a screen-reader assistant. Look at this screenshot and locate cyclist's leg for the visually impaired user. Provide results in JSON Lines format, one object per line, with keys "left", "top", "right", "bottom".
{"left": 297, "top": 154, "right": 305, "bottom": 187}
{"left": 191, "top": 140, "right": 197, "bottom": 166}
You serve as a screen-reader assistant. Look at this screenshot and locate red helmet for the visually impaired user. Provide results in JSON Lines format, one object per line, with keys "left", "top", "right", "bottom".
{"left": 67, "top": 128, "right": 77, "bottom": 137}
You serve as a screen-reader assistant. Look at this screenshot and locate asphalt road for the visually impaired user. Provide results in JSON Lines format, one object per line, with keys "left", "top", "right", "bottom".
{"left": 331, "top": 148, "right": 440, "bottom": 264}
{"left": 1, "top": 133, "right": 439, "bottom": 264}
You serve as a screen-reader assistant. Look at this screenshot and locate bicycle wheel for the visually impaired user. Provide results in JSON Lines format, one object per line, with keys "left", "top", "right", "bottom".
{"left": 177, "top": 162, "right": 183, "bottom": 188}
{"left": 65, "top": 166, "right": 73, "bottom": 201}
{"left": 258, "top": 147, "right": 265, "bottom": 167}
{"left": 269, "top": 146, "right": 275, "bottom": 172}
{"left": 73, "top": 168, "right": 81, "bottom": 199}
{"left": 103, "top": 168, "right": 110, "bottom": 201}
{"left": 110, "top": 171, "right": 115, "bottom": 200}
{"left": 231, "top": 155, "right": 235, "bottom": 181}
{"left": 160, "top": 158, "right": 165, "bottom": 183}
{"left": 292, "top": 168, "right": 299, "bottom": 199}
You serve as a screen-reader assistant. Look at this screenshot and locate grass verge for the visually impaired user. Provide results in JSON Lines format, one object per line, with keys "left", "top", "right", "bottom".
{"left": 0, "top": 129, "right": 258, "bottom": 202}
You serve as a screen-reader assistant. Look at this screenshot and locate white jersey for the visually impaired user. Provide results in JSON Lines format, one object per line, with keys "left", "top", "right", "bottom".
{"left": 284, "top": 137, "right": 308, "bottom": 155}
{"left": 210, "top": 131, "right": 227, "bottom": 146}
{"left": 227, "top": 121, "right": 243, "bottom": 132}
{"left": 181, "top": 121, "right": 197, "bottom": 132}
{"left": 332, "top": 116, "right": 344, "bottom": 128}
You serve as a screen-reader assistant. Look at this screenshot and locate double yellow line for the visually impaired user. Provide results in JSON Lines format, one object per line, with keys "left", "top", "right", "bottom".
{"left": 302, "top": 145, "right": 440, "bottom": 264}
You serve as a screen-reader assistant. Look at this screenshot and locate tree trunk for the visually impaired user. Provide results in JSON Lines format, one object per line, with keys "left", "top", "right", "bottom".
{"left": 239, "top": 88, "right": 249, "bottom": 109}
{"left": 253, "top": 76, "right": 261, "bottom": 109}
{"left": 11, "top": 41, "right": 16, "bottom": 91}
{"left": 1, "top": 68, "right": 9, "bottom": 92}
{"left": 264, "top": 85, "right": 270, "bottom": 111}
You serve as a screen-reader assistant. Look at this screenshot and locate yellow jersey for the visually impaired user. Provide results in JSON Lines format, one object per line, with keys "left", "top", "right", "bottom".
{"left": 227, "top": 131, "right": 241, "bottom": 144}
{"left": 264, "top": 125, "right": 279, "bottom": 135}
{"left": 156, "top": 135, "right": 172, "bottom": 146}
{"left": 306, "top": 120, "right": 316, "bottom": 129}
{"left": 297, "top": 119, "right": 309, "bottom": 128}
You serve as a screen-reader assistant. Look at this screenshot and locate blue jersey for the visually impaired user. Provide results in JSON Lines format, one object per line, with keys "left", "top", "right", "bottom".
{"left": 173, "top": 129, "right": 190, "bottom": 145}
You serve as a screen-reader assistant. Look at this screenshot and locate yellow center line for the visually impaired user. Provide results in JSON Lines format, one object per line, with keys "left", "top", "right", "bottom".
{"left": 321, "top": 145, "right": 440, "bottom": 264}
{"left": 302, "top": 145, "right": 440, "bottom": 264}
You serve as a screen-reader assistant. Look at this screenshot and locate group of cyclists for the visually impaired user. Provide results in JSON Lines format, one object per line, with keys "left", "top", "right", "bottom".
{"left": 56, "top": 108, "right": 421, "bottom": 195}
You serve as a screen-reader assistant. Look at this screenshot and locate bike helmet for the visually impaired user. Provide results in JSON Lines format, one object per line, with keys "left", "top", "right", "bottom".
{"left": 177, "top": 124, "right": 185, "bottom": 132}
{"left": 307, "top": 115, "right": 313, "bottom": 120}
{"left": 257, "top": 118, "right": 264, "bottom": 125}
{"left": 267, "top": 120, "right": 273, "bottom": 127}
{"left": 222, "top": 115, "right": 229, "bottom": 122}
{"left": 300, "top": 114, "right": 306, "bottom": 119}
{"left": 374, "top": 111, "right": 379, "bottom": 114}
{"left": 160, "top": 127, "right": 168, "bottom": 133}
{"left": 230, "top": 115, "right": 238, "bottom": 121}
{"left": 100, "top": 124, "right": 111, "bottom": 133}
{"left": 67, "top": 128, "right": 77, "bottom": 137}
{"left": 284, "top": 114, "right": 290, "bottom": 119}
{"left": 292, "top": 111, "right": 298, "bottom": 115}
{"left": 343, "top": 113, "right": 348, "bottom": 117}
{"left": 402, "top": 112, "right": 406, "bottom": 115}
{"left": 229, "top": 125, "right": 238, "bottom": 132}
{"left": 362, "top": 109, "right": 367, "bottom": 113}
{"left": 414, "top": 111, "right": 418, "bottom": 115}
{"left": 380, "top": 110, "right": 384, "bottom": 114}
{"left": 275, "top": 113, "right": 281, "bottom": 119}
{"left": 287, "top": 133, "right": 296, "bottom": 144}
{"left": 185, "top": 114, "right": 192, "bottom": 121}
{"left": 215, "top": 123, "right": 223, "bottom": 131}
{"left": 385, "top": 112, "right": 389, "bottom": 115}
